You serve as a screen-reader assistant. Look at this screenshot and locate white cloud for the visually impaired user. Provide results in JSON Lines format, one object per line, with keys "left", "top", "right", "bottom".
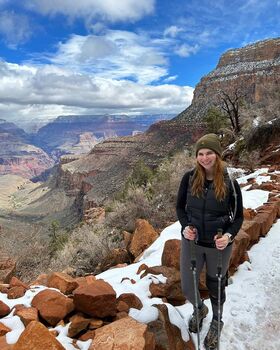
{"left": 50, "top": 31, "right": 169, "bottom": 84}
{"left": 24, "top": 0, "right": 155, "bottom": 22}
{"left": 0, "top": 11, "right": 32, "bottom": 48}
{"left": 163, "top": 75, "right": 178, "bottom": 83}
{"left": 174, "top": 43, "right": 199, "bottom": 57}
{"left": 164, "top": 25, "right": 184, "bottom": 38}
{"left": 0, "top": 60, "right": 193, "bottom": 122}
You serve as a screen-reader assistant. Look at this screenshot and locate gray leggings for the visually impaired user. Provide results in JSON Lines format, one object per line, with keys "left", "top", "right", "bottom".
{"left": 180, "top": 237, "right": 232, "bottom": 320}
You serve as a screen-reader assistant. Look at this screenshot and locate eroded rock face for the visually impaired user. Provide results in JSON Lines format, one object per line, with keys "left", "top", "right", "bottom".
{"left": 176, "top": 38, "right": 280, "bottom": 124}
{"left": 0, "top": 120, "right": 54, "bottom": 179}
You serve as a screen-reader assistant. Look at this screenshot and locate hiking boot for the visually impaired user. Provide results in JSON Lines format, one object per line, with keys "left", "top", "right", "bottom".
{"left": 204, "top": 318, "right": 224, "bottom": 349}
{"left": 188, "top": 302, "right": 209, "bottom": 333}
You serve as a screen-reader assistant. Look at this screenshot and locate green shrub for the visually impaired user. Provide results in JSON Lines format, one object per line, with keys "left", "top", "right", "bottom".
{"left": 203, "top": 107, "right": 229, "bottom": 133}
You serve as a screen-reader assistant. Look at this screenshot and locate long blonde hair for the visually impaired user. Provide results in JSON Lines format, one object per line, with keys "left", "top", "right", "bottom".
{"left": 191, "top": 156, "right": 227, "bottom": 201}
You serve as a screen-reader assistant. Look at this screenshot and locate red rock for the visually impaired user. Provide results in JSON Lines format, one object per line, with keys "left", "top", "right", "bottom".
{"left": 242, "top": 220, "right": 261, "bottom": 245}
{"left": 142, "top": 266, "right": 185, "bottom": 304}
{"left": 115, "top": 311, "right": 128, "bottom": 320}
{"left": 117, "top": 293, "right": 143, "bottom": 311}
{"left": 73, "top": 279, "right": 117, "bottom": 318}
{"left": 149, "top": 304, "right": 195, "bottom": 350}
{"left": 0, "top": 254, "right": 16, "bottom": 283}
{"left": 0, "top": 336, "right": 13, "bottom": 350}
{"left": 254, "top": 209, "right": 276, "bottom": 236}
{"left": 68, "top": 314, "right": 90, "bottom": 338}
{"left": 47, "top": 272, "right": 79, "bottom": 295}
{"left": 0, "top": 323, "right": 11, "bottom": 336}
{"left": 31, "top": 289, "right": 74, "bottom": 326}
{"left": 0, "top": 286, "right": 8, "bottom": 293}
{"left": 15, "top": 307, "right": 39, "bottom": 326}
{"left": 136, "top": 264, "right": 148, "bottom": 275}
{"left": 101, "top": 248, "right": 130, "bottom": 271}
{"left": 0, "top": 301, "right": 10, "bottom": 317}
{"left": 79, "top": 329, "right": 96, "bottom": 341}
{"left": 89, "top": 316, "right": 155, "bottom": 350}
{"left": 116, "top": 301, "right": 129, "bottom": 313}
{"left": 229, "top": 230, "right": 250, "bottom": 274}
{"left": 88, "top": 319, "right": 103, "bottom": 330}
{"left": 7, "top": 286, "right": 26, "bottom": 299}
{"left": 13, "top": 321, "right": 65, "bottom": 350}
{"left": 9, "top": 277, "right": 28, "bottom": 289}
{"left": 29, "top": 273, "right": 48, "bottom": 287}
{"left": 243, "top": 208, "right": 256, "bottom": 220}
{"left": 75, "top": 275, "right": 96, "bottom": 288}
{"left": 129, "top": 219, "right": 159, "bottom": 258}
{"left": 161, "top": 239, "right": 180, "bottom": 270}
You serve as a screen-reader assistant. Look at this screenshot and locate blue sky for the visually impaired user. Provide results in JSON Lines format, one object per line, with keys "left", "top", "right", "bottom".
{"left": 0, "top": 0, "right": 279, "bottom": 125}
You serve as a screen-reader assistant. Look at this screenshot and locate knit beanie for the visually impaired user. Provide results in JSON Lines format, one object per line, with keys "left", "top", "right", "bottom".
{"left": 195, "top": 133, "right": 222, "bottom": 156}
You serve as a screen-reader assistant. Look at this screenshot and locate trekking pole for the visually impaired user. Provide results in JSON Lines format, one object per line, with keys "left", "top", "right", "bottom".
{"left": 189, "top": 225, "right": 201, "bottom": 350}
{"left": 216, "top": 228, "right": 223, "bottom": 350}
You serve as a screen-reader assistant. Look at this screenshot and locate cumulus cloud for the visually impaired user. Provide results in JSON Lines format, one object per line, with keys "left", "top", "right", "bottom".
{"left": 50, "top": 31, "right": 169, "bottom": 84}
{"left": 164, "top": 26, "right": 184, "bottom": 38}
{"left": 24, "top": 0, "right": 155, "bottom": 22}
{"left": 0, "top": 60, "right": 193, "bottom": 122}
{"left": 0, "top": 11, "right": 32, "bottom": 48}
{"left": 175, "top": 43, "right": 199, "bottom": 57}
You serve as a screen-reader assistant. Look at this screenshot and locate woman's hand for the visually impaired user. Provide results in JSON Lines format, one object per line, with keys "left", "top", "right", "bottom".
{"left": 183, "top": 226, "right": 197, "bottom": 240}
{"left": 214, "top": 234, "right": 230, "bottom": 250}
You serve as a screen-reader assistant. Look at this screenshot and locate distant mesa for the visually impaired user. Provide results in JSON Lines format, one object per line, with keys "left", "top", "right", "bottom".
{"left": 31, "top": 114, "right": 174, "bottom": 157}
{"left": 0, "top": 119, "right": 54, "bottom": 179}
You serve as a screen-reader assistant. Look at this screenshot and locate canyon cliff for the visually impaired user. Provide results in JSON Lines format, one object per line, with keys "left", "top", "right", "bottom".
{"left": 176, "top": 37, "right": 280, "bottom": 124}
{"left": 0, "top": 120, "right": 54, "bottom": 179}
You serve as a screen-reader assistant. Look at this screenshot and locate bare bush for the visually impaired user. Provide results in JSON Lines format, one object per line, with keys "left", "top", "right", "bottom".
{"left": 106, "top": 186, "right": 152, "bottom": 232}
{"left": 106, "top": 152, "right": 195, "bottom": 230}
{"left": 49, "top": 223, "right": 119, "bottom": 275}
{"left": 0, "top": 226, "right": 51, "bottom": 282}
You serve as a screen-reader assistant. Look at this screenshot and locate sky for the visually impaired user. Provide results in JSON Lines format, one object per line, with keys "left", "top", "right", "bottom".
{"left": 0, "top": 0, "right": 279, "bottom": 125}
{"left": 0, "top": 167, "right": 280, "bottom": 349}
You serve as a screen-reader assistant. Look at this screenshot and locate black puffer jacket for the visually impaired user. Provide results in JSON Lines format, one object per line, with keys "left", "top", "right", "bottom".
{"left": 176, "top": 169, "right": 243, "bottom": 245}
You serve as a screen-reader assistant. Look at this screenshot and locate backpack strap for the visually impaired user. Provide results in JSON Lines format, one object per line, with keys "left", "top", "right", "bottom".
{"left": 227, "top": 170, "right": 237, "bottom": 223}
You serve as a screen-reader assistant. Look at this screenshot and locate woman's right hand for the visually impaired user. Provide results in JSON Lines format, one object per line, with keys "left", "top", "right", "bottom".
{"left": 183, "top": 226, "right": 197, "bottom": 240}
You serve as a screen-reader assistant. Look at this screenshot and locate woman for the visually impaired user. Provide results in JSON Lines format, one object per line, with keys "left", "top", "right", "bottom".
{"left": 176, "top": 133, "right": 243, "bottom": 349}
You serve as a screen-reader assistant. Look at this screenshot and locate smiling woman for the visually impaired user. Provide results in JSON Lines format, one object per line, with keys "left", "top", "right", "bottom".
{"left": 176, "top": 133, "right": 244, "bottom": 349}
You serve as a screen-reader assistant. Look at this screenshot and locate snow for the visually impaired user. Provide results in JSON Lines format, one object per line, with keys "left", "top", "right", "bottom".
{"left": 242, "top": 189, "right": 269, "bottom": 209}
{"left": 0, "top": 169, "right": 279, "bottom": 350}
{"left": 237, "top": 168, "right": 269, "bottom": 185}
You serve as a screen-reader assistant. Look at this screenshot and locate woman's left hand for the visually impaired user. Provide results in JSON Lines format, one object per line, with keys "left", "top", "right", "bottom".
{"left": 214, "top": 234, "right": 230, "bottom": 250}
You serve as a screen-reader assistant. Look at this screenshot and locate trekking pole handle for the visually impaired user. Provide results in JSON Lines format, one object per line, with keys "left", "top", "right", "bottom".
{"left": 217, "top": 228, "right": 223, "bottom": 239}
{"left": 189, "top": 225, "right": 197, "bottom": 268}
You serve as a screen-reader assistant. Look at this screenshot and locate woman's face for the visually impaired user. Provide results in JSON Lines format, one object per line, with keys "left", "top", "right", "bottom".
{"left": 196, "top": 148, "right": 217, "bottom": 171}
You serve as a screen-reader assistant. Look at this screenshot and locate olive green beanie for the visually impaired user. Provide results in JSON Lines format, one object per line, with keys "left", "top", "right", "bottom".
{"left": 195, "top": 133, "right": 222, "bottom": 156}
